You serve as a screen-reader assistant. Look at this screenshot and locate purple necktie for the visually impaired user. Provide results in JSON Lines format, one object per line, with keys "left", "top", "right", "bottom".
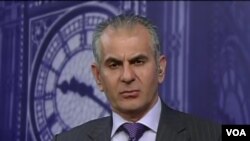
{"left": 122, "top": 123, "right": 148, "bottom": 141}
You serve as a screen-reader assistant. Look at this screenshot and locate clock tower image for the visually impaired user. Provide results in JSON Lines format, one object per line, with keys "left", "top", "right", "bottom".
{"left": 28, "top": 1, "right": 147, "bottom": 141}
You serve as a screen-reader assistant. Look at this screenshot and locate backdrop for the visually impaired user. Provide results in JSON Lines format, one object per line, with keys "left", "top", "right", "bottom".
{"left": 0, "top": 1, "right": 250, "bottom": 141}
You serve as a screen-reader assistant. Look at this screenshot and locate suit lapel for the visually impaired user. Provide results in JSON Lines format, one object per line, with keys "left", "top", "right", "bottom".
{"left": 156, "top": 102, "right": 190, "bottom": 141}
{"left": 87, "top": 116, "right": 112, "bottom": 141}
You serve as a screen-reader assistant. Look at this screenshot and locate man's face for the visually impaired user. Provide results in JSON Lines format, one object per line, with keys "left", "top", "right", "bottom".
{"left": 91, "top": 24, "right": 166, "bottom": 120}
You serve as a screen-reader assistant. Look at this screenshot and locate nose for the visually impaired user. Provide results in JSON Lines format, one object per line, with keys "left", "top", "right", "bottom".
{"left": 121, "top": 63, "right": 135, "bottom": 84}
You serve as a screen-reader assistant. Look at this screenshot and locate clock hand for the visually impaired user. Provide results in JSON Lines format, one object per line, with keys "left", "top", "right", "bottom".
{"left": 57, "top": 77, "right": 111, "bottom": 113}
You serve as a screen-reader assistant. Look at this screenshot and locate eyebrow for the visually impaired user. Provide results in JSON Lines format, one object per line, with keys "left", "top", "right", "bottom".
{"left": 104, "top": 57, "right": 122, "bottom": 65}
{"left": 104, "top": 54, "right": 148, "bottom": 65}
{"left": 128, "top": 54, "right": 148, "bottom": 63}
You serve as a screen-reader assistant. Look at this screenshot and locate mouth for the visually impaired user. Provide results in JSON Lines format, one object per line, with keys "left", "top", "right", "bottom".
{"left": 120, "top": 90, "right": 140, "bottom": 98}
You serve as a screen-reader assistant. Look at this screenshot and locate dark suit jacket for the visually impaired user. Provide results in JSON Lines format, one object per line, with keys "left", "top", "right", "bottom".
{"left": 53, "top": 102, "right": 221, "bottom": 141}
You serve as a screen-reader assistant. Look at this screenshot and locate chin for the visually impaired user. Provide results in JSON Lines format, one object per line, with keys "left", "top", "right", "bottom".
{"left": 122, "top": 104, "right": 145, "bottom": 113}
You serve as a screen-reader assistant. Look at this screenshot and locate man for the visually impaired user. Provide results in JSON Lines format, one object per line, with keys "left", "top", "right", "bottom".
{"left": 53, "top": 14, "right": 221, "bottom": 141}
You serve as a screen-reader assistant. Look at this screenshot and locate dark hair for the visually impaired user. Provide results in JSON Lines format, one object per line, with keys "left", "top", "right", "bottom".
{"left": 92, "top": 14, "right": 160, "bottom": 64}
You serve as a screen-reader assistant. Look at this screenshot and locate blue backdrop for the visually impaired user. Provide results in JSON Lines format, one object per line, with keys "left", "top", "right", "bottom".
{"left": 0, "top": 1, "right": 249, "bottom": 141}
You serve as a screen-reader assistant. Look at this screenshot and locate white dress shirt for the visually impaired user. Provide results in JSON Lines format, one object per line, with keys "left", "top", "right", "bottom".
{"left": 111, "top": 97, "right": 162, "bottom": 141}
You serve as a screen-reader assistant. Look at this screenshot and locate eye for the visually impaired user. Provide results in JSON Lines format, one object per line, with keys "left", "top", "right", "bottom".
{"left": 108, "top": 62, "right": 120, "bottom": 69}
{"left": 134, "top": 59, "right": 145, "bottom": 65}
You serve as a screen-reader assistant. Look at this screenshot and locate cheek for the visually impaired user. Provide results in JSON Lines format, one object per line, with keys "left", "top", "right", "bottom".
{"left": 100, "top": 70, "right": 119, "bottom": 91}
{"left": 136, "top": 67, "right": 158, "bottom": 86}
{"left": 139, "top": 64, "right": 157, "bottom": 78}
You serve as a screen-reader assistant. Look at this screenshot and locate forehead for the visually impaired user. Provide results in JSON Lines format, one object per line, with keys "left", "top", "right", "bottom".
{"left": 100, "top": 24, "right": 152, "bottom": 46}
{"left": 98, "top": 24, "right": 155, "bottom": 63}
{"left": 106, "top": 24, "right": 151, "bottom": 45}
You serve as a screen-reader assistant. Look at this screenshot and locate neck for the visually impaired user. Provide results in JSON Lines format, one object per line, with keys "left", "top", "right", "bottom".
{"left": 115, "top": 96, "right": 158, "bottom": 122}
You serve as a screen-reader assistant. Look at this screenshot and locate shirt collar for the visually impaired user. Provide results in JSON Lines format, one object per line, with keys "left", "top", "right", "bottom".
{"left": 111, "top": 97, "right": 162, "bottom": 137}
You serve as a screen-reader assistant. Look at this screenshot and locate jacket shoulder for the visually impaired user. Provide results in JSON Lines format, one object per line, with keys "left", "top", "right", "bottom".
{"left": 178, "top": 110, "right": 221, "bottom": 130}
{"left": 174, "top": 109, "right": 221, "bottom": 140}
{"left": 53, "top": 116, "right": 111, "bottom": 141}
{"left": 160, "top": 104, "right": 221, "bottom": 141}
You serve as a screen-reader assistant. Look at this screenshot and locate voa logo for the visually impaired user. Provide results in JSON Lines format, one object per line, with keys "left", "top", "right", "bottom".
{"left": 226, "top": 129, "right": 246, "bottom": 136}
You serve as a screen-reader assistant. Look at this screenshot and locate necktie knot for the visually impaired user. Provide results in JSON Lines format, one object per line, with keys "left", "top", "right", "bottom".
{"left": 121, "top": 123, "right": 148, "bottom": 141}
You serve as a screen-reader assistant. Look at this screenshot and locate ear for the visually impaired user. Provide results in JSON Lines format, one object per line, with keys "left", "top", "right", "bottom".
{"left": 158, "top": 55, "right": 167, "bottom": 83}
{"left": 91, "top": 63, "right": 104, "bottom": 91}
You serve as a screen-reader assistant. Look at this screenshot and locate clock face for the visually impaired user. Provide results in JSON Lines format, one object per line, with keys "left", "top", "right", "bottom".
{"left": 29, "top": 5, "right": 116, "bottom": 141}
